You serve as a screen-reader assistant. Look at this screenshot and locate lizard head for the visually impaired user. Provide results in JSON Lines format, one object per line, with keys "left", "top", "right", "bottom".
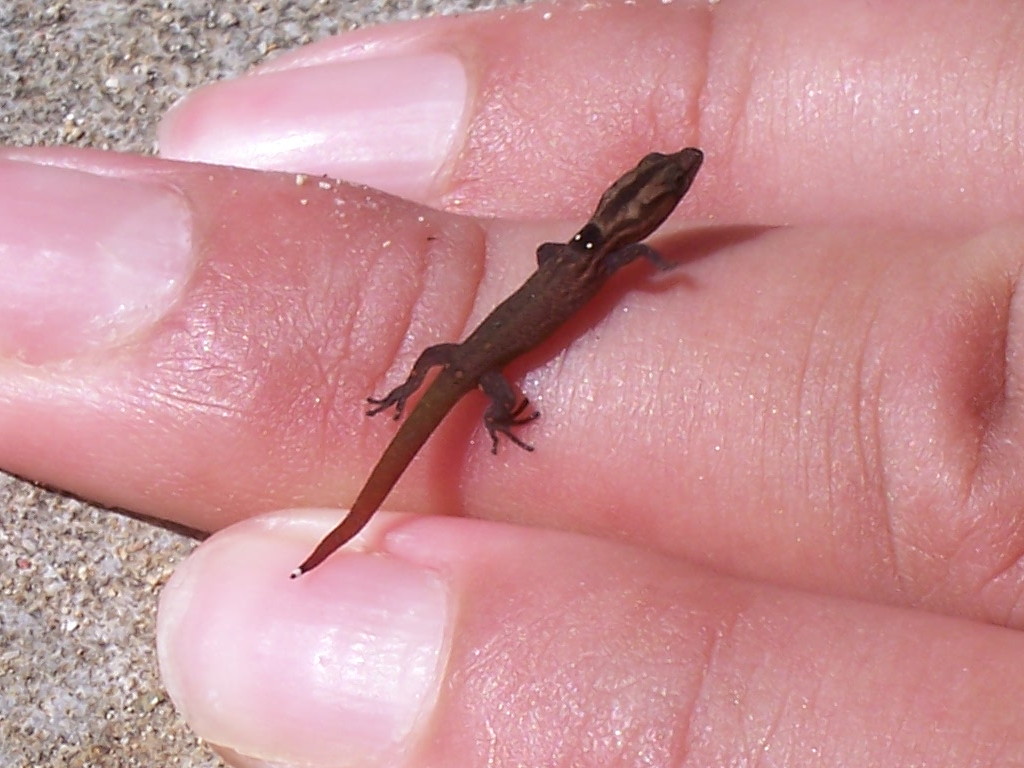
{"left": 573, "top": 147, "right": 704, "bottom": 256}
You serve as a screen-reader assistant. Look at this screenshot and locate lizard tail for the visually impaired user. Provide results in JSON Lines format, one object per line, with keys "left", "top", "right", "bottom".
{"left": 290, "top": 504, "right": 377, "bottom": 576}
{"left": 291, "top": 372, "right": 468, "bottom": 577}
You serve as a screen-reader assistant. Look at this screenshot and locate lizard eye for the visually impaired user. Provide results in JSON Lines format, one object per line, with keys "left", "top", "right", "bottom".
{"left": 572, "top": 223, "right": 604, "bottom": 251}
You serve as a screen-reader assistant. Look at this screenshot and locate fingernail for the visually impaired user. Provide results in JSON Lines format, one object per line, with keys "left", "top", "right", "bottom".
{"left": 159, "top": 52, "right": 467, "bottom": 200}
{"left": 0, "top": 160, "right": 193, "bottom": 365}
{"left": 157, "top": 512, "right": 450, "bottom": 766}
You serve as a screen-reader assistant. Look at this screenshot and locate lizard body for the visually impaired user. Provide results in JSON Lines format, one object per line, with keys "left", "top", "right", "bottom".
{"left": 293, "top": 147, "right": 704, "bottom": 575}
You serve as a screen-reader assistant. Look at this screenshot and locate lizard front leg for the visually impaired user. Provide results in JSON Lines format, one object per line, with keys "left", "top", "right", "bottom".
{"left": 600, "top": 242, "right": 675, "bottom": 274}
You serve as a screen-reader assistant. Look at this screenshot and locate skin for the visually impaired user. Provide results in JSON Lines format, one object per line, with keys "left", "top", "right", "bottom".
{"left": 294, "top": 148, "right": 704, "bottom": 574}
{"left": 5, "top": 1, "right": 1024, "bottom": 766}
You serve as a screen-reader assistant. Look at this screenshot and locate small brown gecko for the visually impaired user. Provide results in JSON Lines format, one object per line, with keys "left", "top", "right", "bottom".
{"left": 293, "top": 148, "right": 704, "bottom": 576}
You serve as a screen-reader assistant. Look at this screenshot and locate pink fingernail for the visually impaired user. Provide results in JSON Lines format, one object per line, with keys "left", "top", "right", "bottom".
{"left": 157, "top": 512, "right": 450, "bottom": 766}
{"left": 159, "top": 52, "right": 467, "bottom": 199}
{"left": 0, "top": 160, "right": 193, "bottom": 365}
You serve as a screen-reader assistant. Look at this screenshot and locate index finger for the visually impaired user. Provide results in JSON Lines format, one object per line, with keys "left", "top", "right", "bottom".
{"left": 159, "top": 0, "right": 1024, "bottom": 228}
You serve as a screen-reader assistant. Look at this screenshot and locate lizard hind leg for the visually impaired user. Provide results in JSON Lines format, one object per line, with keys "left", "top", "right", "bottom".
{"left": 366, "top": 342, "right": 458, "bottom": 419}
{"left": 479, "top": 370, "right": 540, "bottom": 454}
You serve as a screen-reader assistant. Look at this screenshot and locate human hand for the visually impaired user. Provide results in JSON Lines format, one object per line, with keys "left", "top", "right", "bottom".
{"left": 4, "top": 1, "right": 1024, "bottom": 766}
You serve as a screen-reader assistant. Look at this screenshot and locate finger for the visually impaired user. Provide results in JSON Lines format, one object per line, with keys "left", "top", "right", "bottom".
{"left": 157, "top": 510, "right": 1024, "bottom": 768}
{"left": 158, "top": 0, "right": 1024, "bottom": 228}
{"left": 0, "top": 148, "right": 485, "bottom": 532}
{"left": 436, "top": 220, "right": 1024, "bottom": 626}
{"left": 4, "top": 148, "right": 1024, "bottom": 625}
